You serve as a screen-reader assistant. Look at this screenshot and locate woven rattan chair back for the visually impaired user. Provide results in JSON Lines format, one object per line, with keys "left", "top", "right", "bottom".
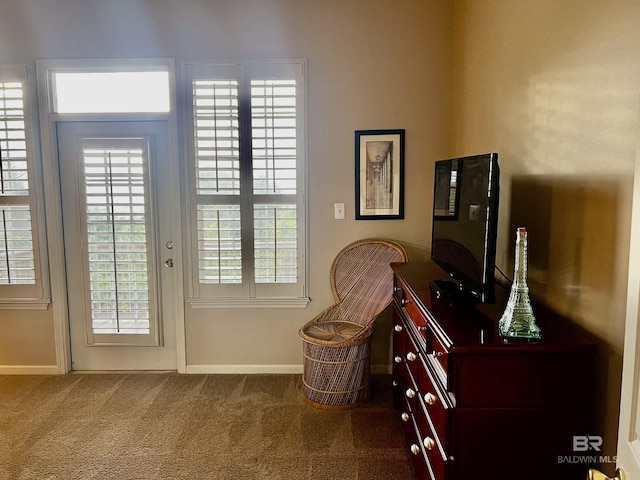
{"left": 330, "top": 239, "right": 407, "bottom": 326}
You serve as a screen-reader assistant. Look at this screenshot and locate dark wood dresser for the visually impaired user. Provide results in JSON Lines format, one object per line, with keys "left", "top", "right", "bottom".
{"left": 391, "top": 262, "right": 598, "bottom": 480}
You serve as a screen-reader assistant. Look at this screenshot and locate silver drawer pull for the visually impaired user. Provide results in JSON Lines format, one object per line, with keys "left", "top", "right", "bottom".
{"left": 424, "top": 392, "right": 438, "bottom": 405}
{"left": 405, "top": 388, "right": 416, "bottom": 399}
{"left": 410, "top": 444, "right": 420, "bottom": 455}
{"left": 392, "top": 380, "right": 398, "bottom": 387}
{"left": 406, "top": 352, "right": 417, "bottom": 362}
{"left": 431, "top": 351, "right": 444, "bottom": 358}
{"left": 394, "top": 356, "right": 403, "bottom": 364}
{"left": 423, "top": 436, "right": 436, "bottom": 451}
{"left": 394, "top": 324, "right": 403, "bottom": 332}
{"left": 401, "top": 412, "right": 409, "bottom": 422}
{"left": 401, "top": 298, "right": 411, "bottom": 306}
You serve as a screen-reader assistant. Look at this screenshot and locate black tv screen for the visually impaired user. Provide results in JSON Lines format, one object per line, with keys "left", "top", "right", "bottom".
{"left": 430, "top": 153, "right": 500, "bottom": 303}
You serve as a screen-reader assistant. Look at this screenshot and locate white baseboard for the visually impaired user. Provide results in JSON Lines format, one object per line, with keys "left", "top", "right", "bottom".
{"left": 0, "top": 364, "right": 392, "bottom": 376}
{"left": 186, "top": 364, "right": 303, "bottom": 374}
{"left": 185, "top": 364, "right": 392, "bottom": 375}
{"left": 0, "top": 365, "right": 61, "bottom": 375}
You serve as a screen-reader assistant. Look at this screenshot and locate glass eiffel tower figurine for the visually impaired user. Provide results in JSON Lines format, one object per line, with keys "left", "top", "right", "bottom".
{"left": 499, "top": 227, "right": 542, "bottom": 340}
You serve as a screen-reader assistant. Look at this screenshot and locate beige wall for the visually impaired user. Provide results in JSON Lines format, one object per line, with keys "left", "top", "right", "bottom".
{"left": 182, "top": 0, "right": 453, "bottom": 369}
{"left": 0, "top": 0, "right": 452, "bottom": 369}
{"left": 0, "top": 310, "right": 56, "bottom": 367}
{"left": 451, "top": 0, "right": 640, "bottom": 465}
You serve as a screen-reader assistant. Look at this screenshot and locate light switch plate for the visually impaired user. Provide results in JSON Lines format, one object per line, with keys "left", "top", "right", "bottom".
{"left": 469, "top": 204, "right": 480, "bottom": 221}
{"left": 334, "top": 203, "right": 345, "bottom": 220}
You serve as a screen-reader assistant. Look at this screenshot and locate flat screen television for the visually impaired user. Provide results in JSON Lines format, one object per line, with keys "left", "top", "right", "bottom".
{"left": 430, "top": 152, "right": 500, "bottom": 303}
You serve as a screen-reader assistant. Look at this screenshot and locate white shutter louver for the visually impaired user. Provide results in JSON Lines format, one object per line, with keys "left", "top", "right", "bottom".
{"left": 251, "top": 79, "right": 297, "bottom": 195}
{"left": 197, "top": 204, "right": 242, "bottom": 284}
{"left": 193, "top": 79, "right": 240, "bottom": 195}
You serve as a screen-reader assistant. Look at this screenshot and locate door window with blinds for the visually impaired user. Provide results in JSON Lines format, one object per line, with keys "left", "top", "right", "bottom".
{"left": 0, "top": 64, "right": 45, "bottom": 304}
{"left": 80, "top": 138, "right": 156, "bottom": 337}
{"left": 184, "top": 62, "right": 307, "bottom": 305}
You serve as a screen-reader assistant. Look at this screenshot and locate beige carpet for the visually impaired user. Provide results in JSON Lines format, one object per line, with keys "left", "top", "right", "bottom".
{"left": 0, "top": 373, "right": 415, "bottom": 480}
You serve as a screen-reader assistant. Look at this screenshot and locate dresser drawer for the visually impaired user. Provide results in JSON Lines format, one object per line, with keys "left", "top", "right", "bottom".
{"left": 393, "top": 344, "right": 419, "bottom": 415}
{"left": 402, "top": 364, "right": 419, "bottom": 414}
{"left": 392, "top": 316, "right": 407, "bottom": 369}
{"left": 404, "top": 295, "right": 427, "bottom": 333}
{"left": 404, "top": 323, "right": 421, "bottom": 386}
{"left": 418, "top": 355, "right": 451, "bottom": 450}
{"left": 404, "top": 410, "right": 434, "bottom": 480}
{"left": 397, "top": 389, "right": 413, "bottom": 430}
{"left": 394, "top": 281, "right": 428, "bottom": 341}
{"left": 415, "top": 401, "right": 448, "bottom": 480}
{"left": 425, "top": 326, "right": 450, "bottom": 390}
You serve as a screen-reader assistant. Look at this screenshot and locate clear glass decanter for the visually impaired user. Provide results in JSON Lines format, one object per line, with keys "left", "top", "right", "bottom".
{"left": 498, "top": 227, "right": 542, "bottom": 340}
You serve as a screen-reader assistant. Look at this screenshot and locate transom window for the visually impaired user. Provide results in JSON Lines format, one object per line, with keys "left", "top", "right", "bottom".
{"left": 51, "top": 71, "right": 171, "bottom": 114}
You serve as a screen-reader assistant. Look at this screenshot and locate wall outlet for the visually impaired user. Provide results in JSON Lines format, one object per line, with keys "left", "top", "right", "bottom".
{"left": 334, "top": 203, "right": 345, "bottom": 220}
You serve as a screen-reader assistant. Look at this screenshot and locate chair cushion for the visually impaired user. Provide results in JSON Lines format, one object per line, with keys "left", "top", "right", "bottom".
{"left": 303, "top": 321, "right": 364, "bottom": 343}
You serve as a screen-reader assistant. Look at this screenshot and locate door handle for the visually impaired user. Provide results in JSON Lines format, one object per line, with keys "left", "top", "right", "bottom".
{"left": 164, "top": 258, "right": 174, "bottom": 268}
{"left": 588, "top": 468, "right": 626, "bottom": 480}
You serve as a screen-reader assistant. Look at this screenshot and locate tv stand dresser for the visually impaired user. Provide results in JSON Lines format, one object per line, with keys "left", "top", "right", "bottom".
{"left": 391, "top": 262, "right": 598, "bottom": 480}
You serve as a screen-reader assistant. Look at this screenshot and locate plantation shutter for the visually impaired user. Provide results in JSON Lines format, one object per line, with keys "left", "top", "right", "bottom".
{"left": 192, "top": 74, "right": 243, "bottom": 288}
{"left": 252, "top": 79, "right": 298, "bottom": 284}
{"left": 81, "top": 140, "right": 153, "bottom": 334}
{"left": 185, "top": 62, "right": 306, "bottom": 304}
{"left": 0, "top": 64, "right": 44, "bottom": 303}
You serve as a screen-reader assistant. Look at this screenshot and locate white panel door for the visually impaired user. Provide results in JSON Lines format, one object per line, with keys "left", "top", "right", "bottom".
{"left": 58, "top": 122, "right": 178, "bottom": 371}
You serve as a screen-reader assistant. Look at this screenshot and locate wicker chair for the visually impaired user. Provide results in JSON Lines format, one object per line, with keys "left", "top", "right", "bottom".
{"left": 298, "top": 238, "right": 407, "bottom": 409}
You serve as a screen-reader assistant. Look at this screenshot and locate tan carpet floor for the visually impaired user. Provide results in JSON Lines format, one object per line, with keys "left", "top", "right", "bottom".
{"left": 0, "top": 373, "right": 415, "bottom": 480}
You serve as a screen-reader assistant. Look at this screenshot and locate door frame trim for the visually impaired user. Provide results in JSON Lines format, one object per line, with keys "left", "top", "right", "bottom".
{"left": 35, "top": 58, "right": 186, "bottom": 373}
{"left": 616, "top": 94, "right": 640, "bottom": 476}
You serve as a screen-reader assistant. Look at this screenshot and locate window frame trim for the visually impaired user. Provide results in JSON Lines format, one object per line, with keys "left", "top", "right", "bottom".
{"left": 36, "top": 57, "right": 186, "bottom": 373}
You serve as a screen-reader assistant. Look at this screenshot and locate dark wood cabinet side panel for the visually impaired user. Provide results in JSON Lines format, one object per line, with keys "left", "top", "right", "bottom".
{"left": 451, "top": 408, "right": 593, "bottom": 480}
{"left": 454, "top": 353, "right": 596, "bottom": 408}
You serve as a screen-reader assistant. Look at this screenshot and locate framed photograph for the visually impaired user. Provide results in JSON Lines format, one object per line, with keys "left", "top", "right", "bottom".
{"left": 355, "top": 129, "right": 405, "bottom": 220}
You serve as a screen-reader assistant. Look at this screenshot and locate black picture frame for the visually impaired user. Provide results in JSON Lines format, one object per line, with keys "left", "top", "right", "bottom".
{"left": 355, "top": 129, "right": 405, "bottom": 220}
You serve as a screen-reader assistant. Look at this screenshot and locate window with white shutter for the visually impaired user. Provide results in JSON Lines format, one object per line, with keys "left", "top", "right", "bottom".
{"left": 184, "top": 62, "right": 308, "bottom": 306}
{"left": 0, "top": 64, "right": 46, "bottom": 305}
